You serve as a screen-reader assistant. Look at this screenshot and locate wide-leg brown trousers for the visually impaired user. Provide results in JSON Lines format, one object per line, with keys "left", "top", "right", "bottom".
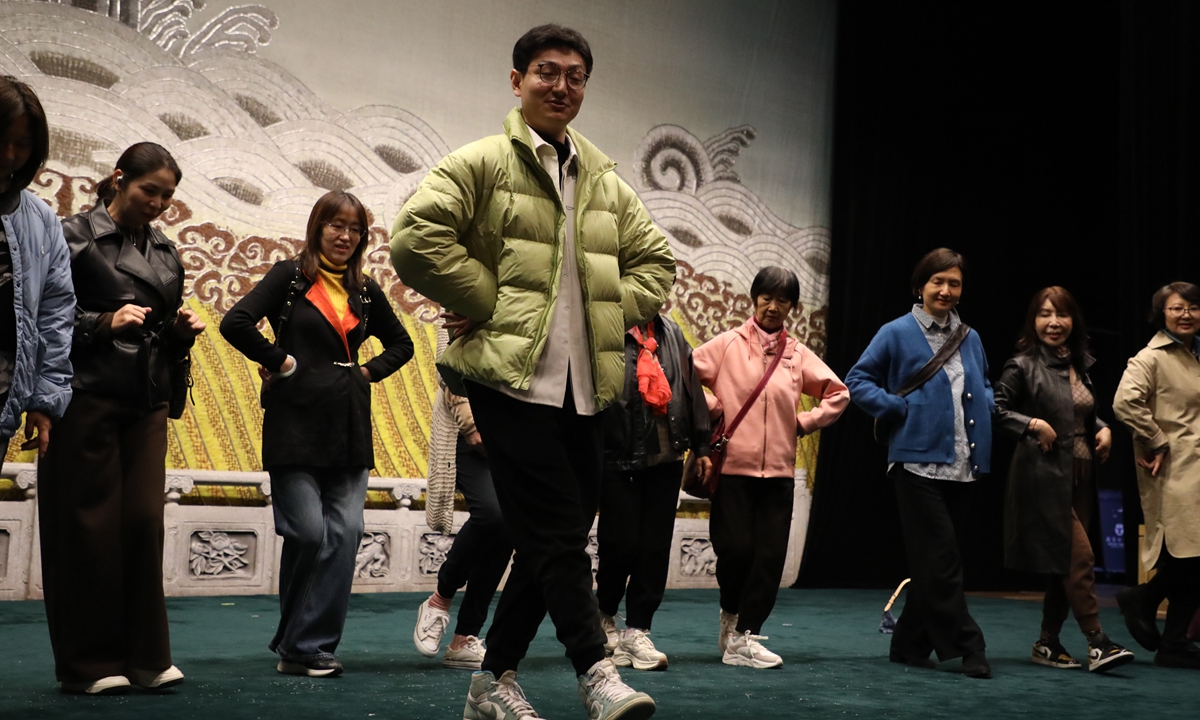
{"left": 38, "top": 391, "right": 172, "bottom": 684}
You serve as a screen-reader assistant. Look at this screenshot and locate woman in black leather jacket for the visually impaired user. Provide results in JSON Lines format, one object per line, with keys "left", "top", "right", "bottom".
{"left": 594, "top": 312, "right": 710, "bottom": 670}
{"left": 39, "top": 142, "right": 205, "bottom": 694}
{"left": 994, "top": 286, "right": 1132, "bottom": 674}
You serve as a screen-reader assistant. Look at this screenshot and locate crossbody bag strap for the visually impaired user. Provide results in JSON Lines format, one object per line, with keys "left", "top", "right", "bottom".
{"left": 721, "top": 330, "right": 789, "bottom": 443}
{"left": 894, "top": 323, "right": 971, "bottom": 398}
{"left": 273, "top": 265, "right": 304, "bottom": 348}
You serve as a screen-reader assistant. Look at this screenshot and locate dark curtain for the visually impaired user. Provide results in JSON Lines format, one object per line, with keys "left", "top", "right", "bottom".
{"left": 799, "top": 0, "right": 1200, "bottom": 590}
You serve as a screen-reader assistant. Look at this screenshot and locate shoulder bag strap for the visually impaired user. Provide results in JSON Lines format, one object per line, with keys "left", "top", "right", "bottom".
{"left": 273, "top": 265, "right": 303, "bottom": 348}
{"left": 720, "top": 329, "right": 789, "bottom": 444}
{"left": 894, "top": 323, "right": 971, "bottom": 398}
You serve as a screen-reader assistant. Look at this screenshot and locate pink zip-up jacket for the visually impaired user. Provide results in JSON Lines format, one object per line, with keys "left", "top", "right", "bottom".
{"left": 693, "top": 318, "right": 849, "bottom": 479}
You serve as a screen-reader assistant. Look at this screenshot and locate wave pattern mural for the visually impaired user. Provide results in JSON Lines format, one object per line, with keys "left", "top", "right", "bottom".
{"left": 4, "top": 2, "right": 829, "bottom": 482}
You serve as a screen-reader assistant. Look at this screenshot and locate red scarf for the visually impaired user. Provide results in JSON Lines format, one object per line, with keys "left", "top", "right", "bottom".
{"left": 629, "top": 324, "right": 672, "bottom": 416}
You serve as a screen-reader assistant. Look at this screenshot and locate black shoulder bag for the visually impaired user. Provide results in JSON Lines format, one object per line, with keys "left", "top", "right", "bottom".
{"left": 259, "top": 266, "right": 304, "bottom": 408}
{"left": 873, "top": 323, "right": 971, "bottom": 445}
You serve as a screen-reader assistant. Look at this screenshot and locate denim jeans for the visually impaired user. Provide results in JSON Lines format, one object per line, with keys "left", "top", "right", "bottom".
{"left": 268, "top": 465, "right": 369, "bottom": 662}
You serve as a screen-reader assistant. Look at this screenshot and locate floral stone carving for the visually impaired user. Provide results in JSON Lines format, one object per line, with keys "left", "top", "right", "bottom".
{"left": 680, "top": 537, "right": 717, "bottom": 577}
{"left": 189, "top": 530, "right": 254, "bottom": 578}
{"left": 418, "top": 533, "right": 455, "bottom": 577}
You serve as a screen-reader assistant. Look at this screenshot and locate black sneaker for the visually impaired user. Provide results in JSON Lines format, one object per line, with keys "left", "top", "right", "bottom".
{"left": 1031, "top": 637, "right": 1081, "bottom": 669}
{"left": 1116, "top": 586, "right": 1160, "bottom": 651}
{"left": 1087, "top": 633, "right": 1135, "bottom": 673}
{"left": 888, "top": 649, "right": 936, "bottom": 669}
{"left": 277, "top": 658, "right": 344, "bottom": 678}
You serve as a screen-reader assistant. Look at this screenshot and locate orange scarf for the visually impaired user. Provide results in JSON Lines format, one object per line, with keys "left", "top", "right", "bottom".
{"left": 629, "top": 323, "right": 672, "bottom": 415}
{"left": 306, "top": 255, "right": 360, "bottom": 361}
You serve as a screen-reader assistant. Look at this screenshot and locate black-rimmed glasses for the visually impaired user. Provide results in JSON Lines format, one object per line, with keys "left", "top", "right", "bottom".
{"left": 533, "top": 62, "right": 589, "bottom": 90}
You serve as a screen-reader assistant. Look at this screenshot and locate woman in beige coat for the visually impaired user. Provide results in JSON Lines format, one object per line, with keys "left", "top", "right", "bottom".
{"left": 1113, "top": 281, "right": 1200, "bottom": 670}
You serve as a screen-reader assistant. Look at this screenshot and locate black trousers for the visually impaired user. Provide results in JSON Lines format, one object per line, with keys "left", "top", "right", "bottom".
{"left": 891, "top": 467, "right": 986, "bottom": 662}
{"left": 595, "top": 461, "right": 684, "bottom": 630}
{"left": 466, "top": 381, "right": 608, "bottom": 677}
{"left": 436, "top": 436, "right": 513, "bottom": 637}
{"left": 38, "top": 393, "right": 172, "bottom": 683}
{"left": 709, "top": 474, "right": 795, "bottom": 635}
{"left": 1145, "top": 541, "right": 1200, "bottom": 650}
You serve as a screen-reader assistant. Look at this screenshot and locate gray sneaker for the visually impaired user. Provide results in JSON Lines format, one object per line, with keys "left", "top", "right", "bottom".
{"left": 463, "top": 670, "right": 541, "bottom": 719}
{"left": 578, "top": 658, "right": 656, "bottom": 720}
{"left": 444, "top": 635, "right": 486, "bottom": 670}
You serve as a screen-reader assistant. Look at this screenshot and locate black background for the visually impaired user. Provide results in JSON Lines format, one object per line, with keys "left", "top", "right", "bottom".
{"left": 799, "top": 1, "right": 1200, "bottom": 590}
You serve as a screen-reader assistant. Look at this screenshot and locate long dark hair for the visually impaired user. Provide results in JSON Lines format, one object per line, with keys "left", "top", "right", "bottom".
{"left": 0, "top": 76, "right": 49, "bottom": 194}
{"left": 96, "top": 142, "right": 182, "bottom": 202}
{"left": 1016, "top": 286, "right": 1089, "bottom": 365}
{"left": 298, "top": 191, "right": 369, "bottom": 293}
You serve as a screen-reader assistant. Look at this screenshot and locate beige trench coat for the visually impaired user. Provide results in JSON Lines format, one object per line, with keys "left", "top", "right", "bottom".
{"left": 1113, "top": 331, "right": 1200, "bottom": 568}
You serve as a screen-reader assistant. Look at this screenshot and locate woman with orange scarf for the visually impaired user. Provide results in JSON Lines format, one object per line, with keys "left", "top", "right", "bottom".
{"left": 221, "top": 191, "right": 413, "bottom": 677}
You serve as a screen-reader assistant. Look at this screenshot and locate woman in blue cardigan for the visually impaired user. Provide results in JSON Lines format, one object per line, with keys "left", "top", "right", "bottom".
{"left": 844, "top": 248, "right": 995, "bottom": 679}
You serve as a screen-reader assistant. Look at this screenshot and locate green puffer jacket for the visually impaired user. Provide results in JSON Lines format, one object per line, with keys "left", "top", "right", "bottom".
{"left": 390, "top": 108, "right": 675, "bottom": 409}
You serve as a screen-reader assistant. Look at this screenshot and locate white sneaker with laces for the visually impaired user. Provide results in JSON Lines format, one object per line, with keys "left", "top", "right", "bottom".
{"left": 444, "top": 635, "right": 486, "bottom": 670}
{"left": 718, "top": 609, "right": 738, "bottom": 653}
{"left": 722, "top": 630, "right": 783, "bottom": 669}
{"left": 414, "top": 596, "right": 451, "bottom": 657}
{"left": 578, "top": 658, "right": 656, "bottom": 720}
{"left": 463, "top": 670, "right": 541, "bottom": 719}
{"left": 600, "top": 612, "right": 620, "bottom": 654}
{"left": 613, "top": 629, "right": 668, "bottom": 671}
{"left": 128, "top": 665, "right": 185, "bottom": 689}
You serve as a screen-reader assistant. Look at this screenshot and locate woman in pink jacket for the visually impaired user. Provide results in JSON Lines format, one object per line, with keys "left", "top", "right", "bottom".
{"left": 694, "top": 267, "right": 849, "bottom": 669}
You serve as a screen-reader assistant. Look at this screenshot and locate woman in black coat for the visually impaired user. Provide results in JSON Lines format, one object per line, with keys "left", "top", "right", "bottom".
{"left": 994, "top": 286, "right": 1132, "bottom": 673}
{"left": 40, "top": 142, "right": 205, "bottom": 694}
{"left": 220, "top": 191, "right": 413, "bottom": 677}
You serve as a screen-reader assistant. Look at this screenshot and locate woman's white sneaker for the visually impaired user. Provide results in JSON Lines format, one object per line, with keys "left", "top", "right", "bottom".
{"left": 59, "top": 675, "right": 131, "bottom": 695}
{"left": 128, "top": 665, "right": 185, "bottom": 689}
{"left": 444, "top": 635, "right": 486, "bottom": 670}
{"left": 613, "top": 629, "right": 668, "bottom": 671}
{"left": 722, "top": 630, "right": 783, "bottom": 669}
{"left": 414, "top": 596, "right": 451, "bottom": 657}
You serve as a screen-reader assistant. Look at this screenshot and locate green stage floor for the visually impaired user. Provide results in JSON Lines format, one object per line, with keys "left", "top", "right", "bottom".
{"left": 2, "top": 588, "right": 1197, "bottom": 719}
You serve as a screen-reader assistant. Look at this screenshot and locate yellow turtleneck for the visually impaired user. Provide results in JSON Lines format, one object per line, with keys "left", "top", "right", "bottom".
{"left": 317, "top": 254, "right": 350, "bottom": 319}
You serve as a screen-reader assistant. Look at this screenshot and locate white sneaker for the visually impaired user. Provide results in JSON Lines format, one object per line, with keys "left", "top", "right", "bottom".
{"left": 599, "top": 612, "right": 620, "bottom": 654}
{"left": 128, "top": 665, "right": 185, "bottom": 689}
{"left": 463, "top": 670, "right": 541, "bottom": 719}
{"left": 578, "top": 658, "right": 656, "bottom": 720}
{"left": 613, "top": 629, "right": 668, "bottom": 671}
{"left": 723, "top": 630, "right": 783, "bottom": 669}
{"left": 60, "top": 675, "right": 131, "bottom": 695}
{"left": 444, "top": 635, "right": 486, "bottom": 670}
{"left": 718, "top": 609, "right": 739, "bottom": 653}
{"left": 414, "top": 596, "right": 451, "bottom": 658}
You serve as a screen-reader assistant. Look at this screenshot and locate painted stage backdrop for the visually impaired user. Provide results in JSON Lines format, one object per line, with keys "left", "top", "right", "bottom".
{"left": 0, "top": 0, "right": 835, "bottom": 486}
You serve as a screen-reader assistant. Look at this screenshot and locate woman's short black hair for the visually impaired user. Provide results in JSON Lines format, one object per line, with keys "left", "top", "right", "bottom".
{"left": 1149, "top": 281, "right": 1200, "bottom": 329}
{"left": 0, "top": 76, "right": 49, "bottom": 194}
{"left": 749, "top": 266, "right": 800, "bottom": 306}
{"left": 513, "top": 24, "right": 593, "bottom": 74}
{"left": 910, "top": 248, "right": 965, "bottom": 296}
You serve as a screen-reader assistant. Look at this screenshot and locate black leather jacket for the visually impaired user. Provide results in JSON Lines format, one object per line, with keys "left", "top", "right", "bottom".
{"left": 994, "top": 346, "right": 1107, "bottom": 575}
{"left": 61, "top": 202, "right": 191, "bottom": 408}
{"left": 602, "top": 314, "right": 710, "bottom": 472}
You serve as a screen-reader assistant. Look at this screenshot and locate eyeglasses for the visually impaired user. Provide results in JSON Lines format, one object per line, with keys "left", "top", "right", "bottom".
{"left": 325, "top": 222, "right": 366, "bottom": 240}
{"left": 532, "top": 62, "right": 589, "bottom": 90}
{"left": 1165, "top": 305, "right": 1200, "bottom": 317}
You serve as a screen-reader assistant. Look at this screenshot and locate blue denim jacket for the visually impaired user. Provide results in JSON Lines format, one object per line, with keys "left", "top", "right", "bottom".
{"left": 845, "top": 312, "right": 995, "bottom": 473}
{"left": 0, "top": 190, "right": 75, "bottom": 436}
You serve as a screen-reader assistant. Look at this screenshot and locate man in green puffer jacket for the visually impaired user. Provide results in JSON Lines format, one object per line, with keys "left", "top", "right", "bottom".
{"left": 391, "top": 23, "right": 673, "bottom": 720}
